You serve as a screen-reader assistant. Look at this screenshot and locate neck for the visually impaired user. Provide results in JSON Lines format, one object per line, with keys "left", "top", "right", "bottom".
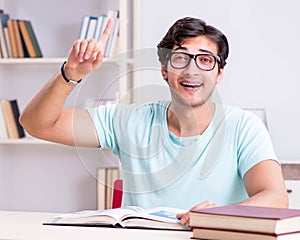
{"left": 167, "top": 101, "right": 215, "bottom": 137}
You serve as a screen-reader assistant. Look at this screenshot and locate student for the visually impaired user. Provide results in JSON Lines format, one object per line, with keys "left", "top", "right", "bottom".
{"left": 20, "top": 17, "right": 288, "bottom": 226}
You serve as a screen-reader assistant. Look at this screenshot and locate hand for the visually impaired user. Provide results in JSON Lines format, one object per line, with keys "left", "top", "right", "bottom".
{"left": 176, "top": 200, "right": 217, "bottom": 227}
{"left": 63, "top": 19, "right": 114, "bottom": 81}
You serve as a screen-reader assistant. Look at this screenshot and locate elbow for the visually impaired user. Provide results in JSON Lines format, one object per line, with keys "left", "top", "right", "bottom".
{"left": 19, "top": 111, "right": 40, "bottom": 138}
{"left": 19, "top": 111, "right": 31, "bottom": 134}
{"left": 19, "top": 112, "right": 28, "bottom": 131}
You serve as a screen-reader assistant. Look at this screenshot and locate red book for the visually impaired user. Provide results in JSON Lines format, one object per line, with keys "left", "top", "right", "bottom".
{"left": 192, "top": 228, "right": 300, "bottom": 240}
{"left": 190, "top": 205, "right": 300, "bottom": 235}
{"left": 112, "top": 179, "right": 123, "bottom": 209}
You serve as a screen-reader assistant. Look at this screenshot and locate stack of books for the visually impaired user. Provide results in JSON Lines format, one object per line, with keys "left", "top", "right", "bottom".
{"left": 0, "top": 10, "right": 42, "bottom": 59}
{"left": 189, "top": 205, "right": 300, "bottom": 240}
{"left": 78, "top": 9, "right": 119, "bottom": 58}
{"left": 97, "top": 167, "right": 121, "bottom": 210}
{"left": 0, "top": 99, "right": 25, "bottom": 139}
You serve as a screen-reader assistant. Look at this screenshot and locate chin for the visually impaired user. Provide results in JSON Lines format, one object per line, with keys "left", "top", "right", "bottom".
{"left": 174, "top": 96, "right": 206, "bottom": 108}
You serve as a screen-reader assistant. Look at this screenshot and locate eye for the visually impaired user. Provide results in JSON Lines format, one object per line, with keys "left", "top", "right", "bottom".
{"left": 172, "top": 53, "right": 189, "bottom": 62}
{"left": 197, "top": 55, "right": 214, "bottom": 65}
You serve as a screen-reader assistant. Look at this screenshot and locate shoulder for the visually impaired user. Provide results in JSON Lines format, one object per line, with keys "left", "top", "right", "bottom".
{"left": 221, "top": 104, "right": 267, "bottom": 129}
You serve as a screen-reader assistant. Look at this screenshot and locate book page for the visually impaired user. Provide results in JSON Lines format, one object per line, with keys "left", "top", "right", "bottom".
{"left": 48, "top": 206, "right": 144, "bottom": 225}
{"left": 121, "top": 207, "right": 186, "bottom": 223}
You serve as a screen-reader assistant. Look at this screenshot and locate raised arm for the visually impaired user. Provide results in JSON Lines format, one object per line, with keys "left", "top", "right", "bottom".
{"left": 19, "top": 19, "right": 114, "bottom": 147}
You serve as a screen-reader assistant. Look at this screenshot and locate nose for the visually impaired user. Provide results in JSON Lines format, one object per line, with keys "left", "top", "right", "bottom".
{"left": 183, "top": 58, "right": 200, "bottom": 76}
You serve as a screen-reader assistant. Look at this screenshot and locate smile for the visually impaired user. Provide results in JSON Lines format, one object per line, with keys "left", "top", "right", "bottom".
{"left": 180, "top": 82, "right": 202, "bottom": 88}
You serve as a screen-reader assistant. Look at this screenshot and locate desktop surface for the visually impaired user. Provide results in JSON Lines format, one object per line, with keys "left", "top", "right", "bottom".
{"left": 0, "top": 211, "right": 192, "bottom": 240}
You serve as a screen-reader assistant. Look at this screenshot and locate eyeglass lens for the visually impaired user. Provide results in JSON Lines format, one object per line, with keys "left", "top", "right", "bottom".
{"left": 170, "top": 52, "right": 216, "bottom": 71}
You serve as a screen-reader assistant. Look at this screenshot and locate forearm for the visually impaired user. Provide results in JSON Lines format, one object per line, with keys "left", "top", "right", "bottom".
{"left": 240, "top": 189, "right": 289, "bottom": 208}
{"left": 19, "top": 71, "right": 76, "bottom": 135}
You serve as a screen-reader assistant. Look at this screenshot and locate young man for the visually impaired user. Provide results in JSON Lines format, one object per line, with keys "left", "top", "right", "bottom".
{"left": 20, "top": 17, "right": 288, "bottom": 226}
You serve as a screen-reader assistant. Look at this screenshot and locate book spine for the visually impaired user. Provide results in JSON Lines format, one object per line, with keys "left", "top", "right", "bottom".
{"left": 0, "top": 13, "right": 10, "bottom": 58}
{"left": 0, "top": 99, "right": 19, "bottom": 138}
{"left": 18, "top": 20, "right": 37, "bottom": 58}
{"left": 0, "top": 102, "right": 8, "bottom": 139}
{"left": 9, "top": 99, "right": 25, "bottom": 138}
{"left": 24, "top": 20, "right": 42, "bottom": 57}
{"left": 12, "top": 19, "right": 24, "bottom": 57}
{"left": 7, "top": 19, "right": 18, "bottom": 58}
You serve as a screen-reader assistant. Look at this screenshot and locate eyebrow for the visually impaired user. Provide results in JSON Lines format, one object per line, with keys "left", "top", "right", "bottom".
{"left": 173, "top": 46, "right": 215, "bottom": 55}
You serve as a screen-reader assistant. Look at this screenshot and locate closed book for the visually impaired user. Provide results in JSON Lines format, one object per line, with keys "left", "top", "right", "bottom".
{"left": 7, "top": 19, "right": 18, "bottom": 57}
{"left": 190, "top": 205, "right": 300, "bottom": 235}
{"left": 104, "top": 9, "right": 119, "bottom": 57}
{"left": 96, "top": 168, "right": 106, "bottom": 210}
{"left": 18, "top": 20, "right": 38, "bottom": 57}
{"left": 0, "top": 13, "right": 10, "bottom": 58}
{"left": 0, "top": 103, "right": 8, "bottom": 139}
{"left": 0, "top": 21, "right": 6, "bottom": 57}
{"left": 0, "top": 99, "right": 19, "bottom": 139}
{"left": 9, "top": 99, "right": 25, "bottom": 138}
{"left": 4, "top": 27, "right": 12, "bottom": 57}
{"left": 78, "top": 15, "right": 90, "bottom": 39}
{"left": 192, "top": 228, "right": 300, "bottom": 240}
{"left": 24, "top": 20, "right": 42, "bottom": 57}
{"left": 12, "top": 19, "right": 24, "bottom": 57}
{"left": 93, "top": 15, "right": 105, "bottom": 41}
{"left": 85, "top": 16, "right": 98, "bottom": 39}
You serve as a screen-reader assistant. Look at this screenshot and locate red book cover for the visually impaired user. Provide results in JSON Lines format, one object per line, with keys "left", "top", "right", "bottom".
{"left": 191, "top": 205, "right": 300, "bottom": 220}
{"left": 190, "top": 205, "right": 300, "bottom": 235}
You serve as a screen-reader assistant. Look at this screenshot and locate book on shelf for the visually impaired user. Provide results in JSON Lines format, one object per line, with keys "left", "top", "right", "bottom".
{"left": 79, "top": 14, "right": 108, "bottom": 41}
{"left": 78, "top": 9, "right": 119, "bottom": 58}
{"left": 78, "top": 15, "right": 90, "bottom": 39}
{"left": 0, "top": 12, "right": 10, "bottom": 58}
{"left": 192, "top": 227, "right": 300, "bottom": 240}
{"left": 85, "top": 16, "right": 98, "bottom": 40}
{"left": 0, "top": 99, "right": 25, "bottom": 139}
{"left": 23, "top": 20, "right": 42, "bottom": 57}
{"left": 9, "top": 99, "right": 25, "bottom": 138}
{"left": 12, "top": 19, "right": 24, "bottom": 57}
{"left": 104, "top": 9, "right": 119, "bottom": 57}
{"left": 6, "top": 19, "right": 18, "bottom": 58}
{"left": 0, "top": 102, "right": 8, "bottom": 139}
{"left": 18, "top": 19, "right": 40, "bottom": 58}
{"left": 105, "top": 167, "right": 121, "bottom": 209}
{"left": 96, "top": 168, "right": 106, "bottom": 210}
{"left": 93, "top": 15, "right": 107, "bottom": 41}
{"left": 96, "top": 167, "right": 121, "bottom": 210}
{"left": 43, "top": 206, "right": 189, "bottom": 231}
{"left": 189, "top": 205, "right": 300, "bottom": 236}
{"left": 4, "top": 13, "right": 42, "bottom": 58}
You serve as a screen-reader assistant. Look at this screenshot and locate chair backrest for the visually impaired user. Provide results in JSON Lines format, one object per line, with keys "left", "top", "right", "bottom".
{"left": 112, "top": 179, "right": 123, "bottom": 208}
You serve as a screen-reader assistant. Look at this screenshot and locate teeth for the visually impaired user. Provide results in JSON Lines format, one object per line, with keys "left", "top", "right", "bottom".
{"left": 181, "top": 82, "right": 201, "bottom": 88}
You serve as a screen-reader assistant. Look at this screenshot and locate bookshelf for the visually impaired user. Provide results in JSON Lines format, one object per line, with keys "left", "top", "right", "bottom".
{"left": 0, "top": 0, "right": 135, "bottom": 144}
{"left": 0, "top": 0, "right": 135, "bottom": 212}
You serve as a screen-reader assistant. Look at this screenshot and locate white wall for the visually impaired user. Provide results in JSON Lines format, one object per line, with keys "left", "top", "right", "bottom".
{"left": 133, "top": 0, "right": 300, "bottom": 161}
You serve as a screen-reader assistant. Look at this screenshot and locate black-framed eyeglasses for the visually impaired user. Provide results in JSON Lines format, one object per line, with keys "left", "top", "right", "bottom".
{"left": 169, "top": 52, "right": 221, "bottom": 71}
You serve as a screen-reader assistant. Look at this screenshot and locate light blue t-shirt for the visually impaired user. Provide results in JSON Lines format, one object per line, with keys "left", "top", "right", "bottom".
{"left": 87, "top": 101, "right": 277, "bottom": 210}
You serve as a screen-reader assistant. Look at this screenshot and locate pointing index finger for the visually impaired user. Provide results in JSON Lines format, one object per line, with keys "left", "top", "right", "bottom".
{"left": 99, "top": 18, "right": 114, "bottom": 51}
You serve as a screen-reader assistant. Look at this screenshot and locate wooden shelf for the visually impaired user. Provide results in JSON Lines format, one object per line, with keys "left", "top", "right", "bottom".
{"left": 0, "top": 58, "right": 66, "bottom": 64}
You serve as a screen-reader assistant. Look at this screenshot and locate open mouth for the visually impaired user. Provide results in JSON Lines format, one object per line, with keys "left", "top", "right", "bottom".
{"left": 180, "top": 82, "right": 202, "bottom": 88}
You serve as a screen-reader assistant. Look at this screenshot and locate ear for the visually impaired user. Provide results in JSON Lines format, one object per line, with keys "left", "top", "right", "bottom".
{"left": 161, "top": 64, "right": 168, "bottom": 81}
{"left": 216, "top": 68, "right": 224, "bottom": 84}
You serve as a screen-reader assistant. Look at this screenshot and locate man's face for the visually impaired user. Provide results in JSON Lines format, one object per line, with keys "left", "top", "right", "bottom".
{"left": 163, "top": 36, "right": 224, "bottom": 108}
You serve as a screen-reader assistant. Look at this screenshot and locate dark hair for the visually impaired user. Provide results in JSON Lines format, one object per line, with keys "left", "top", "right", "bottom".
{"left": 157, "top": 17, "right": 229, "bottom": 70}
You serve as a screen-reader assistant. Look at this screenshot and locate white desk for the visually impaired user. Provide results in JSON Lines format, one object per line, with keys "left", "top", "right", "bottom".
{"left": 0, "top": 211, "right": 192, "bottom": 240}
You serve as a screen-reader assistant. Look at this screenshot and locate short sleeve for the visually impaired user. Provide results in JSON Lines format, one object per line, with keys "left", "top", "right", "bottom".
{"left": 237, "top": 111, "right": 278, "bottom": 177}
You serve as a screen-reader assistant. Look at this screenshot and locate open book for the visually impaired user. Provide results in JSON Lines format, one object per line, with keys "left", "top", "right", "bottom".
{"left": 44, "top": 206, "right": 189, "bottom": 231}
